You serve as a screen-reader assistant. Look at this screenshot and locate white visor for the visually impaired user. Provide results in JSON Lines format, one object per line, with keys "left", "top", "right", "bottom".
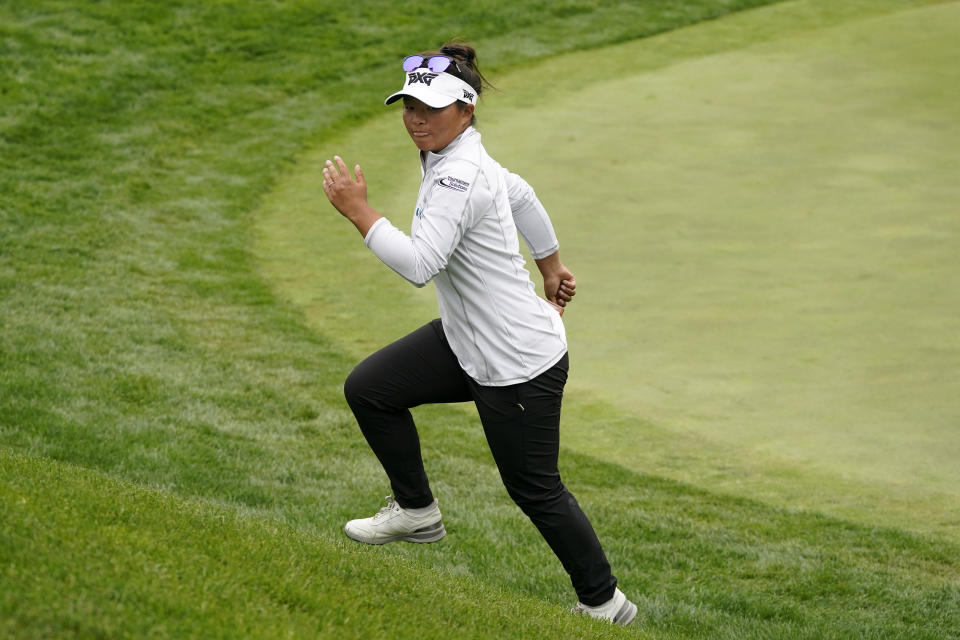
{"left": 384, "top": 70, "right": 478, "bottom": 108}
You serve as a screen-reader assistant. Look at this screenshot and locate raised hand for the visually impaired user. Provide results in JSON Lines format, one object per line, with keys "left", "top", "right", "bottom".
{"left": 322, "top": 155, "right": 381, "bottom": 237}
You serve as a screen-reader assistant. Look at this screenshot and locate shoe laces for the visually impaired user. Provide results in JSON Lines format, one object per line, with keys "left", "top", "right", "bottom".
{"left": 371, "top": 495, "right": 400, "bottom": 522}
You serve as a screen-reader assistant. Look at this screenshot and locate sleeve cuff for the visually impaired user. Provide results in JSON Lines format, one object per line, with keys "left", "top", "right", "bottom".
{"left": 363, "top": 216, "right": 391, "bottom": 247}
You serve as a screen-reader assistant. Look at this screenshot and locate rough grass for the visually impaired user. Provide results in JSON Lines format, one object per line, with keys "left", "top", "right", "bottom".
{"left": 5, "top": 437, "right": 960, "bottom": 639}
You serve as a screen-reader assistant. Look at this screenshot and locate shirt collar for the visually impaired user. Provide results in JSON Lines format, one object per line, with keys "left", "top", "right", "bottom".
{"left": 421, "top": 126, "right": 478, "bottom": 171}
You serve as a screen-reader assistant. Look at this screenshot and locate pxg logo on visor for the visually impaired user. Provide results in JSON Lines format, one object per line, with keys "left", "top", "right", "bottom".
{"left": 385, "top": 54, "right": 478, "bottom": 107}
{"left": 407, "top": 71, "right": 439, "bottom": 86}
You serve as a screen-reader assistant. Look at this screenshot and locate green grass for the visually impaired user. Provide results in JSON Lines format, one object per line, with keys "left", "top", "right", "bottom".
{"left": 5, "top": 438, "right": 960, "bottom": 639}
{"left": 0, "top": 449, "right": 600, "bottom": 640}
{"left": 255, "top": 0, "right": 960, "bottom": 540}
{"left": 3, "top": 0, "right": 960, "bottom": 637}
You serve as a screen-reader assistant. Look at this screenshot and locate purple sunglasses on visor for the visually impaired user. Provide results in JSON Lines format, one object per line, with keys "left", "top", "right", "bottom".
{"left": 402, "top": 55, "right": 461, "bottom": 74}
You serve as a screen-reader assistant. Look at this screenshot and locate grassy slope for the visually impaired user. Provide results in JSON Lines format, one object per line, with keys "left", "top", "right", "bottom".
{"left": 3, "top": 0, "right": 959, "bottom": 638}
{"left": 1, "top": 449, "right": 609, "bottom": 640}
{"left": 254, "top": 0, "right": 960, "bottom": 540}
{"left": 5, "top": 438, "right": 960, "bottom": 639}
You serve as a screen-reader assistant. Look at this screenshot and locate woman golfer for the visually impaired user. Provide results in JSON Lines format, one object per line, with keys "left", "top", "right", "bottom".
{"left": 321, "top": 42, "right": 636, "bottom": 626}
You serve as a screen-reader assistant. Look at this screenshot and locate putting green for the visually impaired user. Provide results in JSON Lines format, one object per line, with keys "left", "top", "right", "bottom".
{"left": 253, "top": 0, "right": 960, "bottom": 538}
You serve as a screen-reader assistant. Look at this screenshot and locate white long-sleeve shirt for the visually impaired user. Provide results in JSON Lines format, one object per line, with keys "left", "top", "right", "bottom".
{"left": 364, "top": 127, "right": 566, "bottom": 386}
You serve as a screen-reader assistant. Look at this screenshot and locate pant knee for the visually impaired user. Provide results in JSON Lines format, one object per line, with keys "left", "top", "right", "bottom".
{"left": 343, "top": 369, "right": 363, "bottom": 407}
{"left": 343, "top": 365, "right": 370, "bottom": 410}
{"left": 344, "top": 361, "right": 404, "bottom": 415}
{"left": 503, "top": 477, "right": 568, "bottom": 513}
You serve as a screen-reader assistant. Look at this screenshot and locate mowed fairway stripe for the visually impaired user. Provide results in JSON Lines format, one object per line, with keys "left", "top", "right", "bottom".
{"left": 253, "top": 0, "right": 959, "bottom": 538}
{"left": 539, "top": 1, "right": 960, "bottom": 534}
{"left": 496, "top": 0, "right": 960, "bottom": 536}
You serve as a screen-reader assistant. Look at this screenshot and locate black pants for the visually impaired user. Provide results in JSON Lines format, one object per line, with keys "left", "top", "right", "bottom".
{"left": 343, "top": 319, "right": 617, "bottom": 606}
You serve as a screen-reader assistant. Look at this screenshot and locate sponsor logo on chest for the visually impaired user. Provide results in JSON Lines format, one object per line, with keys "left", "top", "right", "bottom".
{"left": 438, "top": 176, "right": 469, "bottom": 192}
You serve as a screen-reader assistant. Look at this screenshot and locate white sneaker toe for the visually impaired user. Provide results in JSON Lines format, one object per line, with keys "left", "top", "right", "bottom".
{"left": 572, "top": 588, "right": 638, "bottom": 626}
{"left": 343, "top": 496, "right": 446, "bottom": 545}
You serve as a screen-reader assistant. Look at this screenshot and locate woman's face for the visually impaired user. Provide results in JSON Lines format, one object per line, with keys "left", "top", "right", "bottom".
{"left": 402, "top": 96, "right": 474, "bottom": 153}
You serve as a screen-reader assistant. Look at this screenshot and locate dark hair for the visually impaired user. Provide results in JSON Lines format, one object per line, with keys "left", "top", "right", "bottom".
{"left": 417, "top": 41, "right": 492, "bottom": 125}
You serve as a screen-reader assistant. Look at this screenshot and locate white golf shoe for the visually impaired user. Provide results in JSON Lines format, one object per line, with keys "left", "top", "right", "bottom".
{"left": 571, "top": 588, "right": 638, "bottom": 626}
{"left": 343, "top": 496, "right": 446, "bottom": 545}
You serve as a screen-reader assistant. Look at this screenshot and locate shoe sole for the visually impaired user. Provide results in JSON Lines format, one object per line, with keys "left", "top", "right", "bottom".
{"left": 344, "top": 520, "right": 446, "bottom": 545}
{"left": 613, "top": 599, "right": 638, "bottom": 626}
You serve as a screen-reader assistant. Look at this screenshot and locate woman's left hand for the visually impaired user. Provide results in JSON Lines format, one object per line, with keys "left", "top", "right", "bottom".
{"left": 535, "top": 251, "right": 576, "bottom": 308}
{"left": 556, "top": 273, "right": 576, "bottom": 306}
{"left": 547, "top": 267, "right": 576, "bottom": 308}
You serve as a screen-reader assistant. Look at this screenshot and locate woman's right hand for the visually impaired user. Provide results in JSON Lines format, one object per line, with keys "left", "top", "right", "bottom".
{"left": 323, "top": 156, "right": 367, "bottom": 215}
{"left": 322, "top": 155, "right": 382, "bottom": 237}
